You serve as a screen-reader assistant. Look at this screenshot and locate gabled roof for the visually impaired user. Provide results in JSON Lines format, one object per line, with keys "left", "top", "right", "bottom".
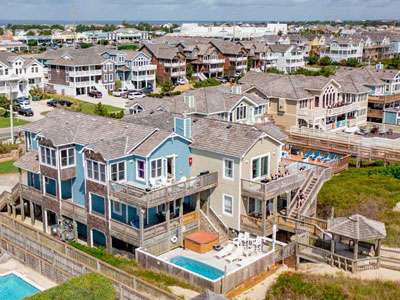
{"left": 328, "top": 214, "right": 386, "bottom": 241}
{"left": 210, "top": 40, "right": 247, "bottom": 55}
{"left": 141, "top": 43, "right": 184, "bottom": 60}
{"left": 22, "top": 110, "right": 173, "bottom": 161}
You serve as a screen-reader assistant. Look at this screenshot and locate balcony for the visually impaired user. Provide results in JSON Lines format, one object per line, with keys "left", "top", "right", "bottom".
{"left": 171, "top": 70, "right": 186, "bottom": 77}
{"left": 69, "top": 81, "right": 97, "bottom": 87}
{"left": 326, "top": 102, "right": 360, "bottom": 116}
{"left": 109, "top": 172, "right": 218, "bottom": 209}
{"left": 131, "top": 74, "right": 156, "bottom": 82}
{"left": 61, "top": 200, "right": 87, "bottom": 224}
{"left": 241, "top": 169, "right": 310, "bottom": 201}
{"left": 203, "top": 58, "right": 225, "bottom": 64}
{"left": 209, "top": 67, "right": 224, "bottom": 73}
{"left": 367, "top": 108, "right": 383, "bottom": 119}
{"left": 132, "top": 65, "right": 157, "bottom": 72}
{"left": 229, "top": 57, "right": 247, "bottom": 62}
{"left": 369, "top": 94, "right": 400, "bottom": 104}
{"left": 163, "top": 62, "right": 185, "bottom": 68}
{"left": 68, "top": 70, "right": 102, "bottom": 77}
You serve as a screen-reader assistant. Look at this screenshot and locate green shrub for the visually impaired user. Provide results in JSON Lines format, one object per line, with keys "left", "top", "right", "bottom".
{"left": 193, "top": 78, "right": 220, "bottom": 88}
{"left": 26, "top": 273, "right": 116, "bottom": 300}
{"left": 117, "top": 44, "right": 139, "bottom": 51}
{"left": 0, "top": 107, "right": 6, "bottom": 117}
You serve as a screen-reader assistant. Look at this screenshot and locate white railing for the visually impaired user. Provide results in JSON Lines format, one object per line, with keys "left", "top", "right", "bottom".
{"left": 69, "top": 81, "right": 97, "bottom": 87}
{"left": 132, "top": 75, "right": 156, "bottom": 81}
{"left": 68, "top": 70, "right": 102, "bottom": 77}
{"left": 209, "top": 67, "right": 224, "bottom": 73}
{"left": 132, "top": 65, "right": 157, "bottom": 72}
{"left": 163, "top": 62, "right": 185, "bottom": 68}
{"left": 203, "top": 58, "right": 225, "bottom": 64}
{"left": 230, "top": 56, "right": 247, "bottom": 62}
{"left": 171, "top": 71, "right": 186, "bottom": 77}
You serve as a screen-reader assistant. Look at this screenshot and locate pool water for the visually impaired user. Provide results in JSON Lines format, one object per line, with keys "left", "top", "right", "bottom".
{"left": 170, "top": 256, "right": 224, "bottom": 280}
{"left": 0, "top": 273, "right": 40, "bottom": 300}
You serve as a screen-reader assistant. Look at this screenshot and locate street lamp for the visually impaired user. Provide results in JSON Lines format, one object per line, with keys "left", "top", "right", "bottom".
{"left": 7, "top": 81, "right": 17, "bottom": 144}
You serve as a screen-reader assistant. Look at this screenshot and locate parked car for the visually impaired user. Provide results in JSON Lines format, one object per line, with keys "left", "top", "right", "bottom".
{"left": 112, "top": 88, "right": 128, "bottom": 97}
{"left": 17, "top": 105, "right": 34, "bottom": 117}
{"left": 142, "top": 86, "right": 153, "bottom": 94}
{"left": 47, "top": 99, "right": 73, "bottom": 107}
{"left": 128, "top": 91, "right": 145, "bottom": 99}
{"left": 216, "top": 77, "right": 228, "bottom": 83}
{"left": 176, "top": 78, "right": 186, "bottom": 85}
{"left": 15, "top": 97, "right": 30, "bottom": 107}
{"left": 88, "top": 90, "right": 102, "bottom": 98}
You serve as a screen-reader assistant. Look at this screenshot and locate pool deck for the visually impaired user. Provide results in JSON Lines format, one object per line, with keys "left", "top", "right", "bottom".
{"left": 159, "top": 242, "right": 272, "bottom": 275}
{"left": 0, "top": 256, "right": 56, "bottom": 291}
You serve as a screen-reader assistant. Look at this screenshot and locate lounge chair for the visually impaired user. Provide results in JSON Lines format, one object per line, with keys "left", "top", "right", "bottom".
{"left": 303, "top": 150, "right": 313, "bottom": 159}
{"left": 216, "top": 243, "right": 235, "bottom": 259}
{"left": 311, "top": 150, "right": 321, "bottom": 160}
{"left": 225, "top": 246, "right": 243, "bottom": 263}
{"left": 320, "top": 153, "right": 330, "bottom": 162}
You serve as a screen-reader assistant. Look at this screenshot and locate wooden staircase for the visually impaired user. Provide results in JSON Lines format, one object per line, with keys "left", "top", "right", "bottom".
{"left": 200, "top": 206, "right": 229, "bottom": 242}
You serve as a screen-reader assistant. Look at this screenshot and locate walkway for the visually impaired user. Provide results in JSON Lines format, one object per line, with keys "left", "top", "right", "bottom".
{"left": 76, "top": 94, "right": 128, "bottom": 109}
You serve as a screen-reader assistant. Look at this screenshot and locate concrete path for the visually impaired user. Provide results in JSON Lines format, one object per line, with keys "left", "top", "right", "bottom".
{"left": 76, "top": 94, "right": 128, "bottom": 109}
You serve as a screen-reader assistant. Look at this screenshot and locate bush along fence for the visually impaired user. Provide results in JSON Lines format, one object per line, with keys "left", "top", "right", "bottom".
{"left": 0, "top": 214, "right": 177, "bottom": 300}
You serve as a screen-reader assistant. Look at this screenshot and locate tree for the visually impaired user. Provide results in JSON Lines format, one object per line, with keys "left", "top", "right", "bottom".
{"left": 346, "top": 58, "right": 360, "bottom": 67}
{"left": 319, "top": 56, "right": 333, "bottom": 66}
{"left": 186, "top": 64, "right": 193, "bottom": 80}
{"left": 114, "top": 80, "right": 121, "bottom": 90}
{"left": 97, "top": 40, "right": 109, "bottom": 46}
{"left": 161, "top": 80, "right": 174, "bottom": 94}
{"left": 26, "top": 30, "right": 36, "bottom": 36}
{"left": 93, "top": 102, "right": 107, "bottom": 116}
{"left": 80, "top": 43, "right": 93, "bottom": 49}
{"left": 0, "top": 96, "right": 11, "bottom": 110}
{"left": 28, "top": 40, "right": 38, "bottom": 47}
{"left": 307, "top": 55, "right": 319, "bottom": 65}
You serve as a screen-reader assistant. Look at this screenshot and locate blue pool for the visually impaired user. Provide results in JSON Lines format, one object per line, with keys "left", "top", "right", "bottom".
{"left": 170, "top": 256, "right": 224, "bottom": 280}
{"left": 0, "top": 273, "right": 40, "bottom": 299}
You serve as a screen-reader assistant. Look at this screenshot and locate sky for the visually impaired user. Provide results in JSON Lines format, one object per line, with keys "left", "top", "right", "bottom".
{"left": 1, "top": 0, "right": 400, "bottom": 22}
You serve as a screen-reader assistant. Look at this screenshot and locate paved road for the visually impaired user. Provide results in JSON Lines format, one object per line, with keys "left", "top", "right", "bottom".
{"left": 76, "top": 94, "right": 128, "bottom": 109}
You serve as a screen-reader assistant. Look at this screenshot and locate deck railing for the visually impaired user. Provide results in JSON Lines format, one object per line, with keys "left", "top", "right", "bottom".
{"left": 110, "top": 172, "right": 218, "bottom": 208}
{"left": 241, "top": 170, "right": 309, "bottom": 200}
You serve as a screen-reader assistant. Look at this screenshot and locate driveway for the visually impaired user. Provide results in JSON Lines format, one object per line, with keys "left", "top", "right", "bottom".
{"left": 76, "top": 94, "right": 128, "bottom": 109}
{"left": 18, "top": 100, "right": 53, "bottom": 122}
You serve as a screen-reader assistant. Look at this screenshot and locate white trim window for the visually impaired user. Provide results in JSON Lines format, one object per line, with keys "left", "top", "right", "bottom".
{"left": 86, "top": 160, "right": 106, "bottom": 183}
{"left": 60, "top": 147, "right": 75, "bottom": 167}
{"left": 113, "top": 201, "right": 122, "bottom": 216}
{"left": 223, "top": 194, "right": 233, "bottom": 216}
{"left": 252, "top": 155, "right": 270, "bottom": 179}
{"left": 136, "top": 159, "right": 145, "bottom": 181}
{"left": 223, "top": 158, "right": 234, "bottom": 180}
{"left": 236, "top": 103, "right": 247, "bottom": 120}
{"left": 110, "top": 161, "right": 125, "bottom": 182}
{"left": 40, "top": 146, "right": 57, "bottom": 167}
{"left": 150, "top": 158, "right": 163, "bottom": 178}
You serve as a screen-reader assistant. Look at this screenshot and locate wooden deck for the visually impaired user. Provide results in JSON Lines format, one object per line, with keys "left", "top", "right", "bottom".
{"left": 109, "top": 172, "right": 218, "bottom": 208}
{"left": 289, "top": 127, "right": 400, "bottom": 162}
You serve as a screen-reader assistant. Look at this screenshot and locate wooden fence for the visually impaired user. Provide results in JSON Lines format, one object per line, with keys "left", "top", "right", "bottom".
{"left": 0, "top": 214, "right": 177, "bottom": 300}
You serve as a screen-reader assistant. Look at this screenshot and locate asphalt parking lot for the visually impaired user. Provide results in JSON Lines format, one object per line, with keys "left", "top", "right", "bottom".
{"left": 76, "top": 94, "right": 128, "bottom": 109}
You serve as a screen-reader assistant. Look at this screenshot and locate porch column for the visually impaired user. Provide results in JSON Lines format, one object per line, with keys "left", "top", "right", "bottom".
{"left": 330, "top": 234, "right": 335, "bottom": 254}
{"left": 195, "top": 193, "right": 201, "bottom": 229}
{"left": 262, "top": 199, "right": 267, "bottom": 236}
{"left": 11, "top": 203, "right": 16, "bottom": 219}
{"left": 273, "top": 197, "right": 278, "bottom": 215}
{"left": 42, "top": 209, "right": 47, "bottom": 233}
{"left": 166, "top": 200, "right": 170, "bottom": 233}
{"left": 179, "top": 198, "right": 184, "bottom": 247}
{"left": 286, "top": 192, "right": 292, "bottom": 213}
{"left": 139, "top": 208, "right": 145, "bottom": 247}
{"left": 30, "top": 201, "right": 35, "bottom": 225}
{"left": 376, "top": 239, "right": 382, "bottom": 267}
{"left": 20, "top": 198, "right": 25, "bottom": 221}
{"left": 353, "top": 239, "right": 358, "bottom": 260}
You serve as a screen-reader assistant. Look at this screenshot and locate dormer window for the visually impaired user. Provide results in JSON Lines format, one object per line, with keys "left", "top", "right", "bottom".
{"left": 40, "top": 146, "right": 57, "bottom": 167}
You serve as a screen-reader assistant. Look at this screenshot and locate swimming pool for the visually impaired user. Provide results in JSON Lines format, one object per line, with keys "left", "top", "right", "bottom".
{"left": 169, "top": 256, "right": 224, "bottom": 280}
{"left": 0, "top": 273, "right": 40, "bottom": 300}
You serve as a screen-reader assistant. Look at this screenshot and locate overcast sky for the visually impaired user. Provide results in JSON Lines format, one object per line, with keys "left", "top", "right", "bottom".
{"left": 1, "top": 0, "right": 399, "bottom": 21}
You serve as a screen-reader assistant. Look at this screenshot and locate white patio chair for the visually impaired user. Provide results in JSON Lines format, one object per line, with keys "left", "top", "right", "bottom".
{"left": 215, "top": 243, "right": 235, "bottom": 259}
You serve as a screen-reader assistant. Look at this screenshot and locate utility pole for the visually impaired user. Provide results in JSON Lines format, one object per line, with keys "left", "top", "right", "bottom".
{"left": 8, "top": 84, "right": 14, "bottom": 144}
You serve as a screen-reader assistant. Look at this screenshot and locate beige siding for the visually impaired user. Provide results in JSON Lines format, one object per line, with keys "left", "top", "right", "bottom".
{"left": 268, "top": 98, "right": 298, "bottom": 129}
{"left": 191, "top": 149, "right": 241, "bottom": 230}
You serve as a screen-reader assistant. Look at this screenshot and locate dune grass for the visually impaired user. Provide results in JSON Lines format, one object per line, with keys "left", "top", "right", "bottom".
{"left": 318, "top": 163, "right": 400, "bottom": 246}
{"left": 266, "top": 272, "right": 400, "bottom": 300}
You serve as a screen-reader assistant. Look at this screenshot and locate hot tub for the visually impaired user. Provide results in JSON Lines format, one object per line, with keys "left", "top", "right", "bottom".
{"left": 184, "top": 231, "right": 219, "bottom": 253}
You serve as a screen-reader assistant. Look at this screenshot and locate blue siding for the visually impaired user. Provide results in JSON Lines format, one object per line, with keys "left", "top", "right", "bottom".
{"left": 108, "top": 155, "right": 146, "bottom": 188}
{"left": 110, "top": 200, "right": 127, "bottom": 223}
{"left": 61, "top": 179, "right": 73, "bottom": 200}
{"left": 110, "top": 200, "right": 139, "bottom": 228}
{"left": 384, "top": 111, "right": 398, "bottom": 125}
{"left": 128, "top": 206, "right": 139, "bottom": 228}
{"left": 72, "top": 144, "right": 85, "bottom": 206}
{"left": 45, "top": 177, "right": 57, "bottom": 196}
{"left": 148, "top": 136, "right": 191, "bottom": 182}
{"left": 91, "top": 193, "right": 105, "bottom": 215}
{"left": 147, "top": 207, "right": 158, "bottom": 226}
{"left": 26, "top": 132, "right": 38, "bottom": 150}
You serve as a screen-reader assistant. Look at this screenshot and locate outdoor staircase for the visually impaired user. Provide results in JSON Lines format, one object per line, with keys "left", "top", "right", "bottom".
{"left": 288, "top": 167, "right": 332, "bottom": 219}
{"left": 0, "top": 184, "right": 19, "bottom": 211}
{"left": 200, "top": 206, "right": 230, "bottom": 242}
{"left": 195, "top": 72, "right": 207, "bottom": 81}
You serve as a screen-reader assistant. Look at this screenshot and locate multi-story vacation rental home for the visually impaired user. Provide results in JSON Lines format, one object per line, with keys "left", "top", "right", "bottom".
{"left": 0, "top": 52, "right": 44, "bottom": 98}
{"left": 15, "top": 109, "right": 217, "bottom": 253}
{"left": 240, "top": 71, "right": 369, "bottom": 131}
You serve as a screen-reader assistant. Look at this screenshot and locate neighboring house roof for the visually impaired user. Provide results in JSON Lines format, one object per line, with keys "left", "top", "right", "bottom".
{"left": 328, "top": 214, "right": 386, "bottom": 241}
{"left": 22, "top": 109, "right": 173, "bottom": 161}
{"left": 141, "top": 43, "right": 184, "bottom": 60}
{"left": 191, "top": 117, "right": 282, "bottom": 158}
{"left": 335, "top": 66, "right": 400, "bottom": 87}
{"left": 0, "top": 52, "right": 39, "bottom": 68}
{"left": 210, "top": 40, "right": 246, "bottom": 55}
{"left": 191, "top": 290, "right": 227, "bottom": 300}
